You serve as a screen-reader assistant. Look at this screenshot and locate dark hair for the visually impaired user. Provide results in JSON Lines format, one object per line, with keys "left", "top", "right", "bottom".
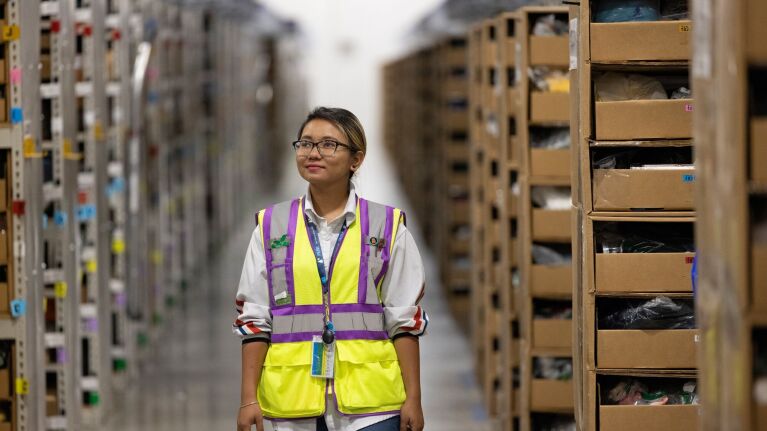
{"left": 297, "top": 107, "right": 367, "bottom": 154}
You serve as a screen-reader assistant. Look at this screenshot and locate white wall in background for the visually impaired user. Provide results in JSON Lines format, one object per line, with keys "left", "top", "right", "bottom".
{"left": 261, "top": 0, "right": 442, "bottom": 215}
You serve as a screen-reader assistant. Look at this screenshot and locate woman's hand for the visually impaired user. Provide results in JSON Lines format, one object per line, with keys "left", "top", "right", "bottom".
{"left": 237, "top": 403, "right": 265, "bottom": 431}
{"left": 400, "top": 397, "right": 424, "bottom": 431}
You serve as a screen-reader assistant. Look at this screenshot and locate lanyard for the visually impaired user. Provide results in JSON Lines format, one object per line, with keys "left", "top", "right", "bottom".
{"left": 305, "top": 214, "right": 348, "bottom": 343}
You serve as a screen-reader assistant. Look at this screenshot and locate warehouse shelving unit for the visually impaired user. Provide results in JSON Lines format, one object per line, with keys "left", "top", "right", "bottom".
{"left": 573, "top": 1, "right": 698, "bottom": 430}
{"left": 497, "top": 11, "right": 522, "bottom": 431}
{"left": 516, "top": 7, "right": 575, "bottom": 431}
{"left": 693, "top": 0, "right": 767, "bottom": 429}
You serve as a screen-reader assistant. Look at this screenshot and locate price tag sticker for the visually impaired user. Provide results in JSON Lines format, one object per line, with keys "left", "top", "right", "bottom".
{"left": 2, "top": 25, "right": 20, "bottom": 42}
{"left": 10, "top": 299, "right": 26, "bottom": 318}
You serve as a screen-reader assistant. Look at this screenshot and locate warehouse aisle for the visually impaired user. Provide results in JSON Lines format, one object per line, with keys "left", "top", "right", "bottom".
{"left": 105, "top": 187, "right": 490, "bottom": 431}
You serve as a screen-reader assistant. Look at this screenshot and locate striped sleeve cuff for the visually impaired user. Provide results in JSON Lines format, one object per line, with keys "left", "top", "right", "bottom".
{"left": 385, "top": 305, "right": 429, "bottom": 339}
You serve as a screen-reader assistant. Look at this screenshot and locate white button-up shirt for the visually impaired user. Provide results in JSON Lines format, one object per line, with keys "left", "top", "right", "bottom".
{"left": 233, "top": 185, "right": 428, "bottom": 431}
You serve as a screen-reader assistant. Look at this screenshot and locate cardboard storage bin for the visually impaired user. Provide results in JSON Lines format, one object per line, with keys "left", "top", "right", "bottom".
{"left": 594, "top": 99, "right": 693, "bottom": 140}
{"left": 531, "top": 379, "right": 574, "bottom": 411}
{"left": 756, "top": 403, "right": 767, "bottom": 431}
{"left": 530, "top": 149, "right": 570, "bottom": 179}
{"left": 0, "top": 99, "right": 6, "bottom": 124}
{"left": 0, "top": 364, "right": 8, "bottom": 399}
{"left": 0, "top": 230, "right": 7, "bottom": 264}
{"left": 590, "top": 21, "right": 691, "bottom": 62}
{"left": 0, "top": 423, "right": 11, "bottom": 431}
{"left": 597, "top": 329, "right": 698, "bottom": 369}
{"left": 0, "top": 179, "right": 6, "bottom": 209}
{"left": 754, "top": 244, "right": 767, "bottom": 311}
{"left": 532, "top": 319, "right": 572, "bottom": 349}
{"left": 531, "top": 264, "right": 572, "bottom": 298}
{"left": 530, "top": 92, "right": 569, "bottom": 124}
{"left": 752, "top": 117, "right": 767, "bottom": 184}
{"left": 0, "top": 60, "right": 5, "bottom": 84}
{"left": 592, "top": 168, "right": 695, "bottom": 211}
{"left": 529, "top": 35, "right": 569, "bottom": 67}
{"left": 599, "top": 404, "right": 699, "bottom": 431}
{"left": 0, "top": 283, "right": 9, "bottom": 315}
{"left": 747, "top": 0, "right": 767, "bottom": 63}
{"left": 595, "top": 252, "right": 694, "bottom": 293}
{"left": 532, "top": 209, "right": 571, "bottom": 242}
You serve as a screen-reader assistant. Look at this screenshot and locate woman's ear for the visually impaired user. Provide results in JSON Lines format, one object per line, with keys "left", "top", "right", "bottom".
{"left": 351, "top": 151, "right": 365, "bottom": 172}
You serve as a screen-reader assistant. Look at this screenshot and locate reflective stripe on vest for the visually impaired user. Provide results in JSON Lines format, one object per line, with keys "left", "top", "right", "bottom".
{"left": 257, "top": 197, "right": 402, "bottom": 342}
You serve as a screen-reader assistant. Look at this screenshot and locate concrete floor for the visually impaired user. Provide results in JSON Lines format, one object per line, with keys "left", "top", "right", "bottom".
{"left": 105, "top": 194, "right": 490, "bottom": 430}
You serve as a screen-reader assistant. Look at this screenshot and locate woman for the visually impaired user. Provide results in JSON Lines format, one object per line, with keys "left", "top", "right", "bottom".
{"left": 234, "top": 107, "right": 428, "bottom": 431}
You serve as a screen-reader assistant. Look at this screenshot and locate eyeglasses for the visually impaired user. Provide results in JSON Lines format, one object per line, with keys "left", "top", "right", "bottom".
{"left": 292, "top": 139, "right": 355, "bottom": 157}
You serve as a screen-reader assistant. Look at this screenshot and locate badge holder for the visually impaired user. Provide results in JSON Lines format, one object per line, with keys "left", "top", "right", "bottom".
{"left": 311, "top": 335, "right": 335, "bottom": 379}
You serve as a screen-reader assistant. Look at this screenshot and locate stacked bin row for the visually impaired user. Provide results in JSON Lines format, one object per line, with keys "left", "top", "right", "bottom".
{"left": 516, "top": 8, "right": 575, "bottom": 431}
{"left": 572, "top": 1, "right": 698, "bottom": 430}
{"left": 0, "top": 1, "right": 304, "bottom": 430}
{"left": 382, "top": 37, "right": 472, "bottom": 319}
{"left": 693, "top": 0, "right": 767, "bottom": 429}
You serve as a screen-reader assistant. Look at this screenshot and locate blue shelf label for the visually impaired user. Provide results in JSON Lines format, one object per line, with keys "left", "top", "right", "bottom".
{"left": 682, "top": 174, "right": 695, "bottom": 183}
{"left": 76, "top": 204, "right": 96, "bottom": 221}
{"left": 10, "top": 299, "right": 26, "bottom": 318}
{"left": 10, "top": 108, "right": 22, "bottom": 124}
{"left": 54, "top": 211, "right": 67, "bottom": 226}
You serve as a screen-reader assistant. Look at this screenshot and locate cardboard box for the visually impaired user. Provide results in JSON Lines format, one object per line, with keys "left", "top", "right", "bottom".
{"left": 753, "top": 244, "right": 767, "bottom": 311}
{"left": 510, "top": 239, "right": 519, "bottom": 267}
{"left": 595, "top": 252, "right": 694, "bottom": 293}
{"left": 531, "top": 264, "right": 572, "bottom": 298}
{"left": 0, "top": 423, "right": 10, "bottom": 431}
{"left": 756, "top": 403, "right": 767, "bottom": 431}
{"left": 0, "top": 230, "right": 7, "bottom": 264}
{"left": 747, "top": 0, "right": 767, "bottom": 63}
{"left": 0, "top": 365, "right": 8, "bottom": 399}
{"left": 530, "top": 149, "right": 570, "bottom": 179}
{"left": 590, "top": 21, "right": 691, "bottom": 62}
{"left": 752, "top": 117, "right": 767, "bottom": 184}
{"left": 531, "top": 379, "right": 574, "bottom": 411}
{"left": 0, "top": 179, "right": 6, "bottom": 209}
{"left": 529, "top": 36, "right": 569, "bottom": 67}
{"left": 0, "top": 60, "right": 5, "bottom": 84}
{"left": 596, "top": 329, "right": 698, "bottom": 369}
{"left": 40, "top": 54, "right": 52, "bottom": 81}
{"left": 532, "top": 319, "right": 572, "bottom": 350}
{"left": 0, "top": 99, "right": 6, "bottom": 124}
{"left": 599, "top": 404, "right": 699, "bottom": 431}
{"left": 595, "top": 99, "right": 693, "bottom": 140}
{"left": 46, "top": 392, "right": 58, "bottom": 415}
{"left": 593, "top": 168, "right": 695, "bottom": 211}
{"left": 508, "top": 191, "right": 519, "bottom": 216}
{"left": 0, "top": 283, "right": 8, "bottom": 314}
{"left": 506, "top": 88, "right": 520, "bottom": 115}
{"left": 532, "top": 209, "right": 572, "bottom": 242}
{"left": 530, "top": 91, "right": 570, "bottom": 124}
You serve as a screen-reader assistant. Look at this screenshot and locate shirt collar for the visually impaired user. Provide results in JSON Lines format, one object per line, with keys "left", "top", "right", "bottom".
{"left": 303, "top": 183, "right": 357, "bottom": 225}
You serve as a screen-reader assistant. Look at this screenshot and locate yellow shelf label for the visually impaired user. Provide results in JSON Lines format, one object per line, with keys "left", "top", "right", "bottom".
{"left": 151, "top": 250, "right": 163, "bottom": 265}
{"left": 23, "top": 136, "right": 43, "bottom": 158}
{"left": 112, "top": 239, "right": 125, "bottom": 254}
{"left": 2, "top": 25, "right": 20, "bottom": 42}
{"left": 86, "top": 260, "right": 97, "bottom": 273}
{"left": 15, "top": 378, "right": 29, "bottom": 395}
{"left": 63, "top": 138, "right": 83, "bottom": 161}
{"left": 54, "top": 282, "right": 68, "bottom": 299}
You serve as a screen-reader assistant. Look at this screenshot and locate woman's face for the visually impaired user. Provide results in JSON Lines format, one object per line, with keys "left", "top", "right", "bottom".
{"left": 296, "top": 119, "right": 363, "bottom": 187}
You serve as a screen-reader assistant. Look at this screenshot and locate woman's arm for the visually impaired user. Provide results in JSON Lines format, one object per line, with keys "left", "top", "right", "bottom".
{"left": 393, "top": 335, "right": 424, "bottom": 431}
{"left": 238, "top": 341, "right": 269, "bottom": 431}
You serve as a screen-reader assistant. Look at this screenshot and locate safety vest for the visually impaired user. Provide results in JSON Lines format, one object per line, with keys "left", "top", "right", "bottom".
{"left": 255, "top": 196, "right": 407, "bottom": 419}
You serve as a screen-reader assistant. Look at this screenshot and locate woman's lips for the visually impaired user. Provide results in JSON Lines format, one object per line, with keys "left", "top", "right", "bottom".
{"left": 305, "top": 164, "right": 324, "bottom": 172}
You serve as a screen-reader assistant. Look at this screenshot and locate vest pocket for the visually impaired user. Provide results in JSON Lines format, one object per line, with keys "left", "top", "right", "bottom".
{"left": 258, "top": 342, "right": 326, "bottom": 418}
{"left": 268, "top": 259, "right": 291, "bottom": 306}
{"left": 334, "top": 340, "right": 406, "bottom": 413}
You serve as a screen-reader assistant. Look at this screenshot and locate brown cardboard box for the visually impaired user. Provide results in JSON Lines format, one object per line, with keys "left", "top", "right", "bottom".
{"left": 752, "top": 117, "right": 767, "bottom": 184}
{"left": 0, "top": 99, "right": 6, "bottom": 124}
{"left": 595, "top": 252, "right": 694, "bottom": 293}
{"left": 0, "top": 230, "right": 7, "bottom": 264}
{"left": 756, "top": 403, "right": 767, "bottom": 431}
{"left": 532, "top": 319, "right": 572, "bottom": 349}
{"left": 46, "top": 392, "right": 58, "bottom": 415}
{"left": 531, "top": 264, "right": 572, "bottom": 298}
{"left": 590, "top": 21, "right": 691, "bottom": 62}
{"left": 529, "top": 36, "right": 569, "bottom": 67}
{"left": 0, "top": 179, "right": 6, "bottom": 209}
{"left": 747, "top": 0, "right": 767, "bottom": 63}
{"left": 597, "top": 329, "right": 698, "bottom": 369}
{"left": 40, "top": 54, "right": 52, "bottom": 81}
{"left": 753, "top": 244, "right": 767, "bottom": 311}
{"left": 0, "top": 60, "right": 5, "bottom": 84}
{"left": 599, "top": 405, "right": 699, "bottom": 431}
{"left": 595, "top": 99, "right": 693, "bottom": 140}
{"left": 444, "top": 111, "right": 469, "bottom": 130}
{"left": 530, "top": 149, "right": 570, "bottom": 179}
{"left": 0, "top": 283, "right": 9, "bottom": 314}
{"left": 506, "top": 88, "right": 520, "bottom": 115}
{"left": 532, "top": 209, "right": 572, "bottom": 242}
{"left": 593, "top": 168, "right": 695, "bottom": 211}
{"left": 0, "top": 365, "right": 8, "bottom": 399}
{"left": 530, "top": 91, "right": 570, "bottom": 124}
{"left": 510, "top": 239, "right": 519, "bottom": 267}
{"left": 0, "top": 423, "right": 10, "bottom": 431}
{"left": 531, "top": 379, "right": 574, "bottom": 411}
{"left": 508, "top": 191, "right": 519, "bottom": 216}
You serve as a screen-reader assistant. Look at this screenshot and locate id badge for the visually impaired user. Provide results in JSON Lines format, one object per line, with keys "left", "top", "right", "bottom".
{"left": 310, "top": 335, "right": 335, "bottom": 379}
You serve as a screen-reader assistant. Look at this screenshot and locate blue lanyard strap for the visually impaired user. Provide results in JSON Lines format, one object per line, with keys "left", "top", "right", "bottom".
{"left": 305, "top": 216, "right": 348, "bottom": 295}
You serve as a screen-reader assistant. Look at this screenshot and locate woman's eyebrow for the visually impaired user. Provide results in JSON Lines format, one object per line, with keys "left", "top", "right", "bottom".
{"left": 300, "top": 135, "right": 340, "bottom": 141}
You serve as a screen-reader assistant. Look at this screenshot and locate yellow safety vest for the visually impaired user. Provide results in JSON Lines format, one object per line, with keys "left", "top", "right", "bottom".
{"left": 255, "top": 197, "right": 407, "bottom": 419}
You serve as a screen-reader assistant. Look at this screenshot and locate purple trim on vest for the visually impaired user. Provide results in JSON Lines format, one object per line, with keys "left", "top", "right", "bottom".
{"left": 331, "top": 303, "right": 384, "bottom": 314}
{"left": 263, "top": 206, "right": 275, "bottom": 308}
{"left": 286, "top": 199, "right": 299, "bottom": 303}
{"left": 358, "top": 198, "right": 370, "bottom": 304}
{"left": 270, "top": 329, "right": 388, "bottom": 343}
{"left": 374, "top": 206, "right": 395, "bottom": 287}
{"left": 271, "top": 305, "right": 326, "bottom": 316}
